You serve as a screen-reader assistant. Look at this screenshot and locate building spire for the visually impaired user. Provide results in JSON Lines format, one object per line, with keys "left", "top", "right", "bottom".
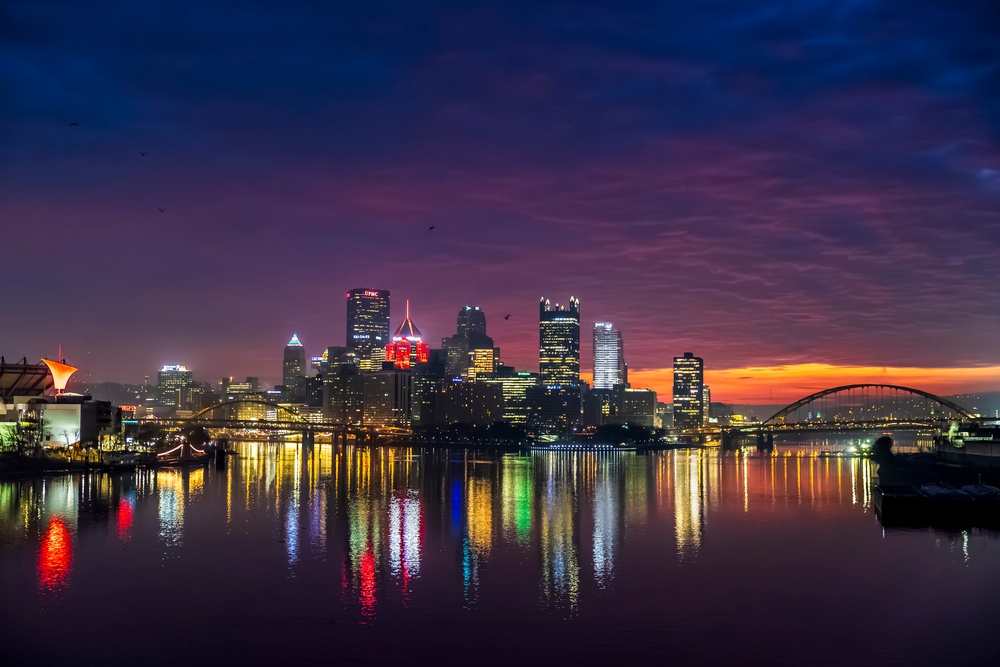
{"left": 287, "top": 333, "right": 303, "bottom": 347}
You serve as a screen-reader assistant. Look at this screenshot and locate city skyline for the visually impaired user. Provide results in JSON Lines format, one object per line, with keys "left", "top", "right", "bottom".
{"left": 6, "top": 290, "right": 1000, "bottom": 404}
{"left": 2, "top": 2, "right": 999, "bottom": 403}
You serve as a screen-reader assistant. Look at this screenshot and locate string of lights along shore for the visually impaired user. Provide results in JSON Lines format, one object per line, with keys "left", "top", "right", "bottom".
{"left": 137, "top": 289, "right": 711, "bottom": 434}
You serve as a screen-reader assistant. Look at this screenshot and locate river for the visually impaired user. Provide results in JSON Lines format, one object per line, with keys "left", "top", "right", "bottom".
{"left": 1, "top": 444, "right": 998, "bottom": 666}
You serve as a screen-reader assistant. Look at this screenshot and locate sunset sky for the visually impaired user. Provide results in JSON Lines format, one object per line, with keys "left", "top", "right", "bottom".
{"left": 2, "top": 1, "right": 998, "bottom": 403}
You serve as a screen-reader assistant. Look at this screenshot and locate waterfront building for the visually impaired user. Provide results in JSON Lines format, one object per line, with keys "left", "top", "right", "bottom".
{"left": 539, "top": 297, "right": 580, "bottom": 387}
{"left": 323, "top": 354, "right": 364, "bottom": 425}
{"left": 583, "top": 388, "right": 617, "bottom": 427}
{"left": 434, "top": 379, "right": 503, "bottom": 426}
{"left": 583, "top": 386, "right": 657, "bottom": 427}
{"left": 362, "top": 368, "right": 412, "bottom": 428}
{"left": 0, "top": 357, "right": 119, "bottom": 448}
{"left": 385, "top": 301, "right": 430, "bottom": 370}
{"left": 673, "top": 352, "right": 704, "bottom": 430}
{"left": 346, "top": 288, "right": 391, "bottom": 371}
{"left": 592, "top": 322, "right": 625, "bottom": 389}
{"left": 620, "top": 388, "right": 657, "bottom": 428}
{"left": 478, "top": 367, "right": 541, "bottom": 425}
{"left": 525, "top": 385, "right": 583, "bottom": 433}
{"left": 702, "top": 385, "right": 711, "bottom": 424}
{"left": 156, "top": 364, "right": 193, "bottom": 408}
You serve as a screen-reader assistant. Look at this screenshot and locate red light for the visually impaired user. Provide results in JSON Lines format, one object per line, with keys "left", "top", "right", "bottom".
{"left": 364, "top": 290, "right": 380, "bottom": 297}
{"left": 117, "top": 499, "right": 133, "bottom": 540}
{"left": 360, "top": 547, "right": 376, "bottom": 618}
{"left": 417, "top": 343, "right": 429, "bottom": 364}
{"left": 38, "top": 516, "right": 72, "bottom": 591}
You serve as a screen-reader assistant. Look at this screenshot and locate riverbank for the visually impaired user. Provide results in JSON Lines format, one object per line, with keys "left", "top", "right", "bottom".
{"left": 875, "top": 452, "right": 1000, "bottom": 487}
{"left": 0, "top": 453, "right": 89, "bottom": 476}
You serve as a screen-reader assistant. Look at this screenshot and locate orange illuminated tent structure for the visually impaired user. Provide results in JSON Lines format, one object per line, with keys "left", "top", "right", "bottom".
{"left": 41, "top": 358, "right": 79, "bottom": 395}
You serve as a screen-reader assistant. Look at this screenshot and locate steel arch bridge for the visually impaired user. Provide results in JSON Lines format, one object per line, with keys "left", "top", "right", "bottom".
{"left": 762, "top": 384, "right": 974, "bottom": 429}
{"left": 188, "top": 399, "right": 308, "bottom": 424}
{"left": 157, "top": 398, "right": 411, "bottom": 440}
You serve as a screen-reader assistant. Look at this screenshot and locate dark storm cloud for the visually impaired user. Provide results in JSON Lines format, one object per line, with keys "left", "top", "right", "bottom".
{"left": 1, "top": 0, "right": 998, "bottom": 386}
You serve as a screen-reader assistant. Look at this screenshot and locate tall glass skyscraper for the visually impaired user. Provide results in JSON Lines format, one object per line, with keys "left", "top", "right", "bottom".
{"left": 673, "top": 352, "right": 704, "bottom": 430}
{"left": 539, "top": 296, "right": 580, "bottom": 387}
{"left": 346, "top": 288, "right": 390, "bottom": 370}
{"left": 592, "top": 322, "right": 625, "bottom": 389}
{"left": 282, "top": 334, "right": 306, "bottom": 385}
{"left": 457, "top": 305, "right": 486, "bottom": 337}
{"left": 282, "top": 333, "right": 307, "bottom": 402}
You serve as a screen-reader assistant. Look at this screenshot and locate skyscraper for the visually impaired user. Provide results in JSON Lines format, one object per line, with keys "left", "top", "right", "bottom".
{"left": 443, "top": 305, "right": 496, "bottom": 379}
{"left": 283, "top": 333, "right": 306, "bottom": 384}
{"left": 539, "top": 296, "right": 580, "bottom": 387}
{"left": 592, "top": 322, "right": 625, "bottom": 389}
{"left": 457, "top": 305, "right": 486, "bottom": 337}
{"left": 673, "top": 352, "right": 704, "bottom": 430}
{"left": 385, "top": 300, "right": 430, "bottom": 370}
{"left": 346, "top": 288, "right": 391, "bottom": 370}
{"left": 156, "top": 364, "right": 193, "bottom": 407}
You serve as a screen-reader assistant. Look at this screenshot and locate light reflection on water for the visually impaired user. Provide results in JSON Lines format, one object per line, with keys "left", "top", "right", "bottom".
{"left": 2, "top": 445, "right": 999, "bottom": 665}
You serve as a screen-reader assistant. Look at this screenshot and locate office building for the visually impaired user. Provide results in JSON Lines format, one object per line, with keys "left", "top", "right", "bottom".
{"left": 156, "top": 365, "right": 193, "bottom": 407}
{"left": 593, "top": 322, "right": 625, "bottom": 389}
{"left": 362, "top": 369, "right": 412, "bottom": 428}
{"left": 673, "top": 352, "right": 704, "bottom": 430}
{"left": 346, "top": 288, "right": 391, "bottom": 371}
{"left": 310, "top": 356, "right": 324, "bottom": 376}
{"left": 525, "top": 385, "right": 583, "bottom": 433}
{"left": 478, "top": 366, "right": 541, "bottom": 425}
{"left": 385, "top": 301, "right": 430, "bottom": 370}
{"left": 434, "top": 379, "right": 504, "bottom": 426}
{"left": 222, "top": 376, "right": 261, "bottom": 395}
{"left": 702, "top": 385, "right": 711, "bottom": 424}
{"left": 457, "top": 305, "right": 487, "bottom": 337}
{"left": 411, "top": 348, "right": 445, "bottom": 428}
{"left": 323, "top": 350, "right": 364, "bottom": 425}
{"left": 282, "top": 333, "right": 307, "bottom": 401}
{"left": 539, "top": 296, "right": 580, "bottom": 387}
{"left": 443, "top": 305, "right": 496, "bottom": 379}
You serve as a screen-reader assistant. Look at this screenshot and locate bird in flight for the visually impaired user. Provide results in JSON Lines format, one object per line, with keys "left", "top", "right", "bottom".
{"left": 428, "top": 225, "right": 435, "bottom": 231}
{"left": 158, "top": 207, "right": 165, "bottom": 213}
{"left": 68, "top": 122, "right": 79, "bottom": 127}
{"left": 140, "top": 152, "right": 147, "bottom": 157}
{"left": 504, "top": 314, "right": 511, "bottom": 320}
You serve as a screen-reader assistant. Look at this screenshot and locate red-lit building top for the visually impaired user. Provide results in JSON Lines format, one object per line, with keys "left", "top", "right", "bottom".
{"left": 385, "top": 301, "right": 430, "bottom": 370}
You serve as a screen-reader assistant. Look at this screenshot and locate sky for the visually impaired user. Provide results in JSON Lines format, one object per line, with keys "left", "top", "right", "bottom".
{"left": 2, "top": 0, "right": 999, "bottom": 403}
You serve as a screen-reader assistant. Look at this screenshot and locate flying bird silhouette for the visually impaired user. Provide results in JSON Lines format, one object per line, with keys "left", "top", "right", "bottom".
{"left": 158, "top": 207, "right": 165, "bottom": 213}
{"left": 140, "top": 152, "right": 147, "bottom": 156}
{"left": 68, "top": 122, "right": 79, "bottom": 127}
{"left": 428, "top": 226, "right": 435, "bottom": 231}
{"left": 504, "top": 314, "right": 511, "bottom": 320}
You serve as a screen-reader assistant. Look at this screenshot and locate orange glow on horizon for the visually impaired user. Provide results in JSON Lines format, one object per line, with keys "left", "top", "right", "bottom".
{"left": 608, "top": 364, "right": 1000, "bottom": 404}
{"left": 41, "top": 358, "right": 79, "bottom": 393}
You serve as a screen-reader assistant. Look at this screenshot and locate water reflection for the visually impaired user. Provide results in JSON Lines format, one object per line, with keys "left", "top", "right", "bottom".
{"left": 1, "top": 447, "right": 994, "bottom": 615}
{"left": 38, "top": 515, "right": 72, "bottom": 592}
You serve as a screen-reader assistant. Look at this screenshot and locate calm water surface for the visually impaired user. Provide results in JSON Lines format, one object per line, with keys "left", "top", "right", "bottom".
{"left": 2, "top": 445, "right": 998, "bottom": 666}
